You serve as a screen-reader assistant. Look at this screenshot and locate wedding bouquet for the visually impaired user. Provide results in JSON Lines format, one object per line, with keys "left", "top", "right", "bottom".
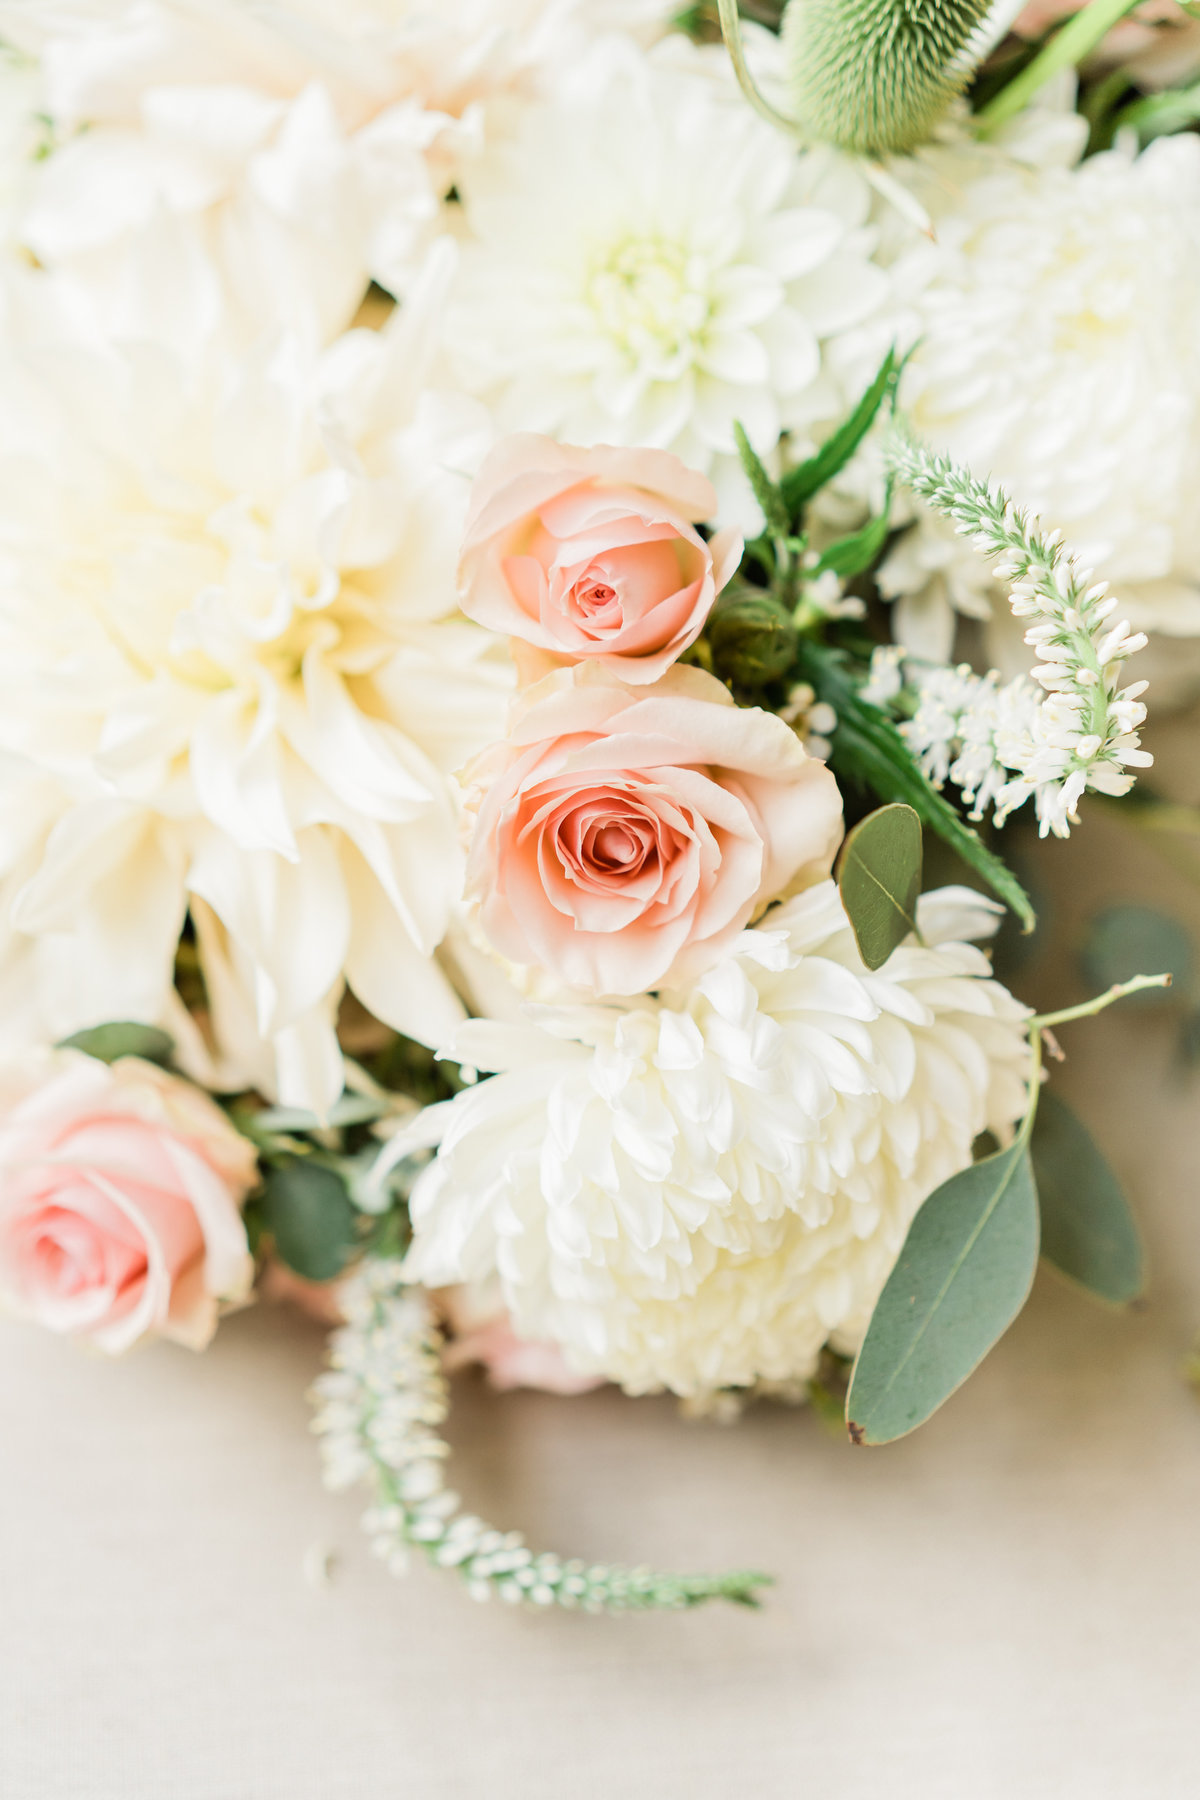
{"left": 0, "top": 0, "right": 1192, "bottom": 1613}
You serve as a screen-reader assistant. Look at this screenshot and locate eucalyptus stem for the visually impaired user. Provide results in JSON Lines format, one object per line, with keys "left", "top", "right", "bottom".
{"left": 1030, "top": 974, "right": 1173, "bottom": 1032}
{"left": 716, "top": 0, "right": 800, "bottom": 132}
{"left": 976, "top": 0, "right": 1144, "bottom": 133}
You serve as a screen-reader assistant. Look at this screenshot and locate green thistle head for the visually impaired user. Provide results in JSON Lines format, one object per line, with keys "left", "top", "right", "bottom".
{"left": 780, "top": 0, "right": 994, "bottom": 156}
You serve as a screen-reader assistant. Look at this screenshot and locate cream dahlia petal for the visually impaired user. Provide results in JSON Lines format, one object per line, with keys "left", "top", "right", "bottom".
{"left": 0, "top": 262, "right": 511, "bottom": 1109}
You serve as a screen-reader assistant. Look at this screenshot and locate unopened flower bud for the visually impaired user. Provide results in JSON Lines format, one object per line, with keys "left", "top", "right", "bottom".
{"left": 708, "top": 589, "right": 796, "bottom": 687}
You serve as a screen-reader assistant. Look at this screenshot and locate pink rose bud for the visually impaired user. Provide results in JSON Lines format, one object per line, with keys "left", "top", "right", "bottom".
{"left": 464, "top": 662, "right": 844, "bottom": 995}
{"left": 0, "top": 1051, "right": 258, "bottom": 1353}
{"left": 458, "top": 434, "right": 742, "bottom": 684}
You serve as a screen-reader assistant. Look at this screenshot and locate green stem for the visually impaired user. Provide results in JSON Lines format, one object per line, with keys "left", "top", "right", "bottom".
{"left": 716, "top": 0, "right": 800, "bottom": 133}
{"left": 1030, "top": 973, "right": 1173, "bottom": 1032}
{"left": 976, "top": 0, "right": 1144, "bottom": 133}
{"left": 1020, "top": 1025, "right": 1044, "bottom": 1142}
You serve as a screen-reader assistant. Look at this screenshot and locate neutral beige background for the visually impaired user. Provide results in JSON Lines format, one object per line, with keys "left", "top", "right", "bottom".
{"left": 4, "top": 759, "right": 1200, "bottom": 1798}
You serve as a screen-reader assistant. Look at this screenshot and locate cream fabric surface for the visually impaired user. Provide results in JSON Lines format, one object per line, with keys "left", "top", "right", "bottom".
{"left": 4, "top": 774, "right": 1200, "bottom": 1798}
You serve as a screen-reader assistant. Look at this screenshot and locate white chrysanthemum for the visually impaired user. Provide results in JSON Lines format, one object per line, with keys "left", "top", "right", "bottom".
{"left": 0, "top": 251, "right": 512, "bottom": 1110}
{"left": 0, "top": 0, "right": 670, "bottom": 344}
{"left": 390, "top": 883, "right": 1030, "bottom": 1398}
{"left": 885, "top": 112, "right": 1200, "bottom": 649}
{"left": 441, "top": 35, "right": 889, "bottom": 528}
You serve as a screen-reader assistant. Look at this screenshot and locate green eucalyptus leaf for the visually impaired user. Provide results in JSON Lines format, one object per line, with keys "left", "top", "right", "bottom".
{"left": 837, "top": 803, "right": 923, "bottom": 971}
{"left": 258, "top": 1160, "right": 360, "bottom": 1282}
{"left": 58, "top": 1021, "right": 175, "bottom": 1066}
{"left": 1081, "top": 905, "right": 1190, "bottom": 1003}
{"left": 1032, "top": 1093, "right": 1144, "bottom": 1306}
{"left": 846, "top": 1136, "right": 1040, "bottom": 1445}
{"left": 781, "top": 347, "right": 896, "bottom": 521}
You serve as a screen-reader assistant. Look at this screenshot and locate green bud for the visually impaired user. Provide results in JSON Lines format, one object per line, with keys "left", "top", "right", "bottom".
{"left": 708, "top": 590, "right": 797, "bottom": 687}
{"left": 780, "top": 0, "right": 993, "bottom": 157}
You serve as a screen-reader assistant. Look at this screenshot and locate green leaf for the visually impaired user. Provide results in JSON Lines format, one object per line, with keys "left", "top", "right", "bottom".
{"left": 837, "top": 803, "right": 922, "bottom": 971}
{"left": 258, "top": 1160, "right": 361, "bottom": 1282}
{"left": 815, "top": 492, "right": 893, "bottom": 580}
{"left": 58, "top": 1021, "right": 174, "bottom": 1066}
{"left": 793, "top": 641, "right": 1036, "bottom": 930}
{"left": 1081, "top": 905, "right": 1190, "bottom": 1004}
{"left": 1031, "top": 1093, "right": 1144, "bottom": 1306}
{"left": 732, "top": 421, "right": 790, "bottom": 542}
{"left": 781, "top": 348, "right": 896, "bottom": 521}
{"left": 846, "top": 1137, "right": 1040, "bottom": 1445}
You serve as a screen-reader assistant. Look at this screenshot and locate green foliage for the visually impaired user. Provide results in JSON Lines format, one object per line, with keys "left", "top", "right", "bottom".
{"left": 780, "top": 348, "right": 897, "bottom": 523}
{"left": 846, "top": 1133, "right": 1040, "bottom": 1444}
{"left": 780, "top": 0, "right": 993, "bottom": 155}
{"left": 59, "top": 1021, "right": 175, "bottom": 1066}
{"left": 733, "top": 422, "right": 791, "bottom": 542}
{"left": 1081, "top": 906, "right": 1191, "bottom": 1006}
{"left": 977, "top": 0, "right": 1145, "bottom": 133}
{"left": 815, "top": 492, "right": 893, "bottom": 579}
{"left": 793, "top": 641, "right": 1037, "bottom": 930}
{"left": 837, "top": 803, "right": 923, "bottom": 971}
{"left": 1113, "top": 80, "right": 1200, "bottom": 147}
{"left": 256, "top": 1160, "right": 361, "bottom": 1282}
{"left": 1032, "top": 1094, "right": 1144, "bottom": 1306}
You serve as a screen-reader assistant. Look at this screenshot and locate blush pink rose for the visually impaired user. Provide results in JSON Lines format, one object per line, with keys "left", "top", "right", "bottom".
{"left": 463, "top": 663, "right": 844, "bottom": 995}
{"left": 0, "top": 1051, "right": 257, "bottom": 1353}
{"left": 440, "top": 1288, "right": 604, "bottom": 1396}
{"left": 458, "top": 434, "right": 742, "bottom": 684}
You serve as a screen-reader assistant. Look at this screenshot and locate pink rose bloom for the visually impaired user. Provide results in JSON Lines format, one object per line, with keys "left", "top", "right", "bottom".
{"left": 464, "top": 662, "right": 844, "bottom": 995}
{"left": 0, "top": 1051, "right": 257, "bottom": 1353}
{"left": 441, "top": 1288, "right": 603, "bottom": 1396}
{"left": 458, "top": 434, "right": 742, "bottom": 684}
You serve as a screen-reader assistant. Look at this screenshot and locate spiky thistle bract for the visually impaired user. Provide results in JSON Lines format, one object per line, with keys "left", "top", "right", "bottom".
{"left": 780, "top": 0, "right": 993, "bottom": 155}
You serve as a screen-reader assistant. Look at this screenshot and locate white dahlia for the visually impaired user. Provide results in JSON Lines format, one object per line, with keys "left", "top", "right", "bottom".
{"left": 390, "top": 883, "right": 1030, "bottom": 1398}
{"left": 0, "top": 0, "right": 669, "bottom": 344}
{"left": 0, "top": 252, "right": 511, "bottom": 1110}
{"left": 884, "top": 109, "right": 1200, "bottom": 652}
{"left": 441, "top": 35, "right": 889, "bottom": 528}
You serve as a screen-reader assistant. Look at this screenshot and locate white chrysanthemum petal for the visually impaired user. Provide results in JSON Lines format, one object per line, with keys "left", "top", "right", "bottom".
{"left": 885, "top": 122, "right": 1200, "bottom": 643}
{"left": 440, "top": 36, "right": 888, "bottom": 530}
{"left": 397, "top": 882, "right": 1030, "bottom": 1397}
